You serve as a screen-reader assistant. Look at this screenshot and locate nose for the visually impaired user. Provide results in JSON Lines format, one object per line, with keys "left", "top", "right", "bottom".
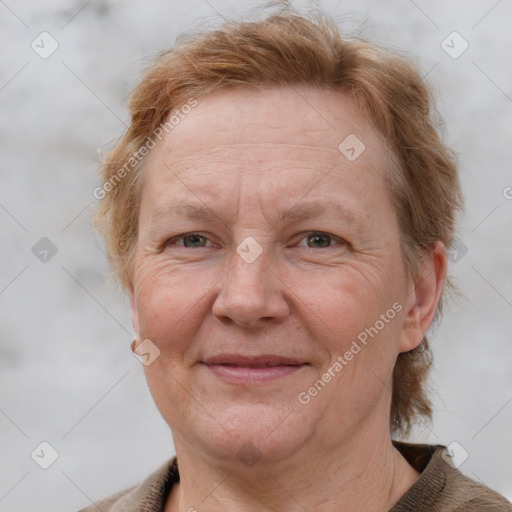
{"left": 212, "top": 249, "right": 291, "bottom": 329}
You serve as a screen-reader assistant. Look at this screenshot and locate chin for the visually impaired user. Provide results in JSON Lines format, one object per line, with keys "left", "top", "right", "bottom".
{"left": 176, "top": 402, "right": 310, "bottom": 465}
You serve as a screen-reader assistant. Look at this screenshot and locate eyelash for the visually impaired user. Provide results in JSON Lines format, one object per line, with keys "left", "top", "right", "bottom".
{"left": 166, "top": 231, "right": 345, "bottom": 249}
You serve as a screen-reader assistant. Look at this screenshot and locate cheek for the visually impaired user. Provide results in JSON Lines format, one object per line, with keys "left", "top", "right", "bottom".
{"left": 133, "top": 260, "right": 212, "bottom": 418}
{"left": 288, "top": 260, "right": 406, "bottom": 389}
{"left": 132, "top": 259, "right": 212, "bottom": 354}
{"left": 292, "top": 267, "right": 405, "bottom": 426}
{"left": 292, "top": 264, "right": 395, "bottom": 337}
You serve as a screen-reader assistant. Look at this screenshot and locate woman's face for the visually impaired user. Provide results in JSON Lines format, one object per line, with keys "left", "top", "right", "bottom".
{"left": 130, "top": 86, "right": 424, "bottom": 464}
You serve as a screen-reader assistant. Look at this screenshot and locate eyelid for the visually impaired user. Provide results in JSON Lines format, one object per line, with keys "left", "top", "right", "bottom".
{"left": 165, "top": 231, "right": 346, "bottom": 248}
{"left": 166, "top": 232, "right": 215, "bottom": 247}
{"left": 294, "top": 231, "right": 344, "bottom": 247}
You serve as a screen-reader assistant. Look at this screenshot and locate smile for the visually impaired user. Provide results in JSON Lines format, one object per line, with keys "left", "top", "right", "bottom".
{"left": 202, "top": 354, "right": 308, "bottom": 384}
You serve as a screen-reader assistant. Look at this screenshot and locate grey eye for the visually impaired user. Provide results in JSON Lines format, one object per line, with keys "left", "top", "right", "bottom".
{"left": 181, "top": 234, "right": 208, "bottom": 247}
{"left": 306, "top": 233, "right": 333, "bottom": 248}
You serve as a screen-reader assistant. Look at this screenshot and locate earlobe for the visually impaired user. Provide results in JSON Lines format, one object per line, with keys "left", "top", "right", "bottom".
{"left": 130, "top": 291, "right": 140, "bottom": 335}
{"left": 399, "top": 241, "right": 447, "bottom": 353}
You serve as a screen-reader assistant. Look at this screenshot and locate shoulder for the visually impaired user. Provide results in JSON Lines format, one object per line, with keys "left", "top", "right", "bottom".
{"left": 445, "top": 475, "right": 512, "bottom": 511}
{"left": 392, "top": 441, "right": 511, "bottom": 511}
{"left": 78, "top": 488, "right": 133, "bottom": 512}
{"left": 77, "top": 458, "right": 178, "bottom": 512}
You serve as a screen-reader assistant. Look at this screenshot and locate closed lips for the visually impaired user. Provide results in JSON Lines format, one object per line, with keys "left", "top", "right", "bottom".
{"left": 202, "top": 355, "right": 309, "bottom": 384}
{"left": 203, "top": 355, "right": 306, "bottom": 367}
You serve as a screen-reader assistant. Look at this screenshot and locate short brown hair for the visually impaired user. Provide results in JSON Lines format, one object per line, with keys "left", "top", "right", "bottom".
{"left": 94, "top": 8, "right": 463, "bottom": 437}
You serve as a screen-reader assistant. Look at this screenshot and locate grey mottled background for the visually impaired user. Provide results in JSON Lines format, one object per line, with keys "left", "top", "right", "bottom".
{"left": 1, "top": 1, "right": 511, "bottom": 510}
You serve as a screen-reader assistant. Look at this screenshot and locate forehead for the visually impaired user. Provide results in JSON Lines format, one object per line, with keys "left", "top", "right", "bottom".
{"left": 156, "top": 86, "right": 384, "bottom": 157}
{"left": 140, "top": 86, "right": 393, "bottom": 214}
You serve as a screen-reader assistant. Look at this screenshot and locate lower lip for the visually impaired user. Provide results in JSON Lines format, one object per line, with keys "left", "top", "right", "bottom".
{"left": 204, "top": 364, "right": 306, "bottom": 384}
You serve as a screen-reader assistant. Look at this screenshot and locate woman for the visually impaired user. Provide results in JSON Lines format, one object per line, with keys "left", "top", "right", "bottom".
{"left": 84, "top": 9, "right": 511, "bottom": 512}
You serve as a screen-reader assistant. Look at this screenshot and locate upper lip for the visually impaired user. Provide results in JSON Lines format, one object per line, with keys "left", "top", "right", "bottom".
{"left": 203, "top": 354, "right": 306, "bottom": 367}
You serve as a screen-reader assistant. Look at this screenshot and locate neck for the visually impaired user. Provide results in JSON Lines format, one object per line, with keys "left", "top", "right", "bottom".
{"left": 166, "top": 427, "right": 419, "bottom": 512}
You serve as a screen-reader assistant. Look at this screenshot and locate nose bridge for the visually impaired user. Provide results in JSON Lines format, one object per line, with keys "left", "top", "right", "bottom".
{"left": 212, "top": 240, "right": 289, "bottom": 327}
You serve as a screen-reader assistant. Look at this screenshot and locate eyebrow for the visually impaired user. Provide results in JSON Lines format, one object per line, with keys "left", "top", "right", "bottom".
{"left": 148, "top": 200, "right": 362, "bottom": 230}
{"left": 275, "top": 201, "right": 360, "bottom": 226}
{"left": 146, "top": 203, "right": 223, "bottom": 235}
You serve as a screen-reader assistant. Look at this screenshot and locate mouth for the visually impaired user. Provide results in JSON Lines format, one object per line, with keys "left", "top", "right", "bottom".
{"left": 202, "top": 354, "right": 308, "bottom": 384}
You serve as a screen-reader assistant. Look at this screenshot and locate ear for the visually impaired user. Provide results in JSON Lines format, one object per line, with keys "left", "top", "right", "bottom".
{"left": 399, "top": 241, "right": 447, "bottom": 353}
{"left": 129, "top": 287, "right": 140, "bottom": 335}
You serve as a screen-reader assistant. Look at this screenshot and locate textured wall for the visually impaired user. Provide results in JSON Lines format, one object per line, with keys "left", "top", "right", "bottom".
{"left": 1, "top": 1, "right": 511, "bottom": 510}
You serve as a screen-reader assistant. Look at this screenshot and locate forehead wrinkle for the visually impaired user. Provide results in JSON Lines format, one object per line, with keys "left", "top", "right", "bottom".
{"left": 160, "top": 152, "right": 342, "bottom": 183}
{"left": 143, "top": 170, "right": 242, "bottom": 235}
{"left": 145, "top": 145, "right": 380, "bottom": 234}
{"left": 144, "top": 164, "right": 375, "bottom": 228}
{"left": 158, "top": 133, "right": 361, "bottom": 182}
{"left": 162, "top": 141, "right": 341, "bottom": 167}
